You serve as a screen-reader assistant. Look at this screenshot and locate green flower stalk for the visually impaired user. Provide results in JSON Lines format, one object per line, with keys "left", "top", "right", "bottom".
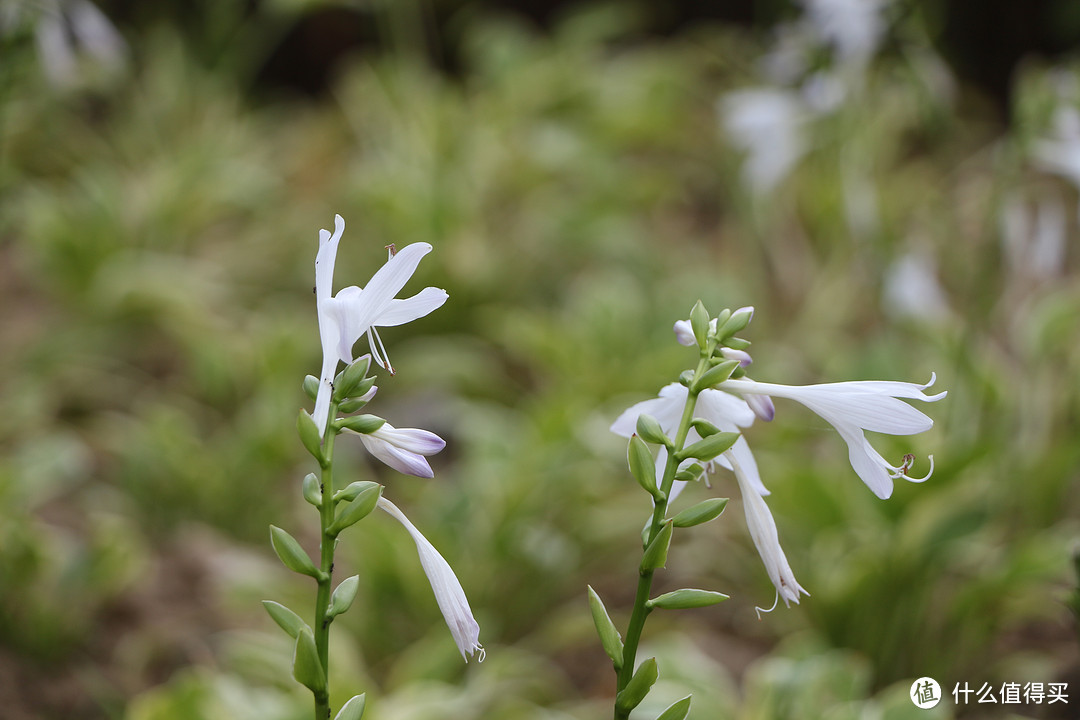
{"left": 593, "top": 301, "right": 945, "bottom": 718}
{"left": 265, "top": 215, "right": 481, "bottom": 720}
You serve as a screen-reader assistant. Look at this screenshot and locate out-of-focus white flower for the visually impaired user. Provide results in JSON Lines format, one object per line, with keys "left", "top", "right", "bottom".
{"left": 377, "top": 498, "right": 483, "bottom": 662}
{"left": 349, "top": 423, "right": 445, "bottom": 478}
{"left": 1033, "top": 106, "right": 1080, "bottom": 190}
{"left": 1001, "top": 196, "right": 1067, "bottom": 282}
{"left": 720, "top": 88, "right": 808, "bottom": 196}
{"left": 883, "top": 250, "right": 951, "bottom": 321}
{"left": 726, "top": 449, "right": 808, "bottom": 609}
{"left": 721, "top": 375, "right": 945, "bottom": 499}
{"left": 313, "top": 214, "right": 448, "bottom": 436}
{"left": 611, "top": 383, "right": 766, "bottom": 502}
{"left": 23, "top": 0, "right": 128, "bottom": 88}
{"left": 800, "top": 0, "right": 887, "bottom": 67}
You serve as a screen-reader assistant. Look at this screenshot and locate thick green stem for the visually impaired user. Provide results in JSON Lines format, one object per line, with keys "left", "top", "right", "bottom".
{"left": 314, "top": 401, "right": 339, "bottom": 720}
{"left": 613, "top": 357, "right": 710, "bottom": 719}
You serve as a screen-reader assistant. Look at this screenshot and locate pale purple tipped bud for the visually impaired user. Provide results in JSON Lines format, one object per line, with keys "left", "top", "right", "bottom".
{"left": 733, "top": 306, "right": 754, "bottom": 322}
{"left": 745, "top": 393, "right": 775, "bottom": 422}
{"left": 353, "top": 424, "right": 446, "bottom": 478}
{"left": 673, "top": 320, "right": 697, "bottom": 347}
{"left": 721, "top": 348, "right": 753, "bottom": 367}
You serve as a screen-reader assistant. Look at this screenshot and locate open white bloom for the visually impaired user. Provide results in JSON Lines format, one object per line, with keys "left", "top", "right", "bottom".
{"left": 377, "top": 497, "right": 483, "bottom": 661}
{"left": 726, "top": 449, "right": 808, "bottom": 608}
{"left": 721, "top": 375, "right": 945, "bottom": 499}
{"left": 349, "top": 423, "right": 445, "bottom": 478}
{"left": 314, "top": 214, "right": 448, "bottom": 436}
{"left": 611, "top": 383, "right": 767, "bottom": 501}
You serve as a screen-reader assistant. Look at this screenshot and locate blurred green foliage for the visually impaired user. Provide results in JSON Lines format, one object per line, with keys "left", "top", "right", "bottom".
{"left": 2, "top": 1, "right": 1079, "bottom": 719}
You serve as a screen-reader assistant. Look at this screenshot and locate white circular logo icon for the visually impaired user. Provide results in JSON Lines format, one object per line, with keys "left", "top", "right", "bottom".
{"left": 910, "top": 677, "right": 942, "bottom": 709}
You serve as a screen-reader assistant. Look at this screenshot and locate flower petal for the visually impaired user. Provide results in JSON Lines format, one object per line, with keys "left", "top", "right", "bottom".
{"left": 377, "top": 287, "right": 450, "bottom": 327}
{"left": 357, "top": 433, "right": 435, "bottom": 478}
{"left": 377, "top": 497, "right": 483, "bottom": 661}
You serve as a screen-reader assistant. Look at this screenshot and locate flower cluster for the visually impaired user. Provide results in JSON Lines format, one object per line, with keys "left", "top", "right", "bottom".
{"left": 612, "top": 304, "right": 945, "bottom": 608}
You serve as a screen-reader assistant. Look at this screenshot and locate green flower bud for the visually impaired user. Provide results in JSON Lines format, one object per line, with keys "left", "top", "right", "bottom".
{"left": 690, "top": 419, "right": 722, "bottom": 437}
{"left": 302, "top": 473, "right": 322, "bottom": 507}
{"left": 270, "top": 525, "right": 324, "bottom": 580}
{"left": 673, "top": 463, "right": 706, "bottom": 483}
{"left": 327, "top": 575, "right": 360, "bottom": 618}
{"left": 717, "top": 306, "right": 753, "bottom": 338}
{"left": 671, "top": 497, "right": 728, "bottom": 527}
{"left": 689, "top": 301, "right": 710, "bottom": 348}
{"left": 677, "top": 432, "right": 739, "bottom": 463}
{"left": 678, "top": 369, "right": 694, "bottom": 387}
{"left": 628, "top": 436, "right": 663, "bottom": 501}
{"left": 293, "top": 627, "right": 327, "bottom": 694}
{"left": 724, "top": 336, "right": 751, "bottom": 350}
{"left": 334, "top": 356, "right": 372, "bottom": 401}
{"left": 656, "top": 696, "right": 692, "bottom": 720}
{"left": 302, "top": 375, "right": 320, "bottom": 402}
{"left": 328, "top": 483, "right": 383, "bottom": 537}
{"left": 334, "top": 695, "right": 367, "bottom": 720}
{"left": 334, "top": 480, "right": 381, "bottom": 504}
{"left": 615, "top": 658, "right": 658, "bottom": 714}
{"left": 262, "top": 600, "right": 309, "bottom": 639}
{"left": 587, "top": 586, "right": 624, "bottom": 669}
{"left": 297, "top": 410, "right": 325, "bottom": 464}
{"left": 635, "top": 414, "right": 671, "bottom": 447}
{"left": 336, "top": 414, "right": 386, "bottom": 434}
{"left": 640, "top": 521, "right": 673, "bottom": 572}
{"left": 646, "top": 588, "right": 729, "bottom": 610}
{"left": 692, "top": 360, "right": 740, "bottom": 392}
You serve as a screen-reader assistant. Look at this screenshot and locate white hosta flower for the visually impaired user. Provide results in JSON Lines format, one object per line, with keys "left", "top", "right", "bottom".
{"left": 28, "top": 0, "right": 127, "bottom": 88}
{"left": 377, "top": 497, "right": 483, "bottom": 661}
{"left": 721, "top": 375, "right": 945, "bottom": 499}
{"left": 800, "top": 0, "right": 886, "bottom": 67}
{"left": 313, "top": 214, "right": 448, "bottom": 436}
{"left": 883, "top": 250, "right": 951, "bottom": 322}
{"left": 720, "top": 88, "right": 808, "bottom": 196}
{"left": 350, "top": 423, "right": 445, "bottom": 478}
{"left": 726, "top": 449, "right": 808, "bottom": 608}
{"left": 1032, "top": 106, "right": 1080, "bottom": 191}
{"left": 611, "top": 383, "right": 767, "bottom": 501}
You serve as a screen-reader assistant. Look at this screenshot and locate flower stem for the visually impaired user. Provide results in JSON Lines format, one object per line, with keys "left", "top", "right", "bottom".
{"left": 613, "top": 358, "right": 709, "bottom": 719}
{"left": 314, "top": 400, "right": 339, "bottom": 720}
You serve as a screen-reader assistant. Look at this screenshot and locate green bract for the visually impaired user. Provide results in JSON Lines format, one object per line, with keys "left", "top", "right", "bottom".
{"left": 615, "top": 657, "right": 658, "bottom": 714}
{"left": 672, "top": 498, "right": 728, "bottom": 527}
{"left": 587, "top": 585, "right": 624, "bottom": 669}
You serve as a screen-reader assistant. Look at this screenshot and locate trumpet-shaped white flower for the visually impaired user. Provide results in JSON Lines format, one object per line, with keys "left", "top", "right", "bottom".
{"left": 726, "top": 449, "right": 807, "bottom": 609}
{"left": 377, "top": 497, "right": 483, "bottom": 661}
{"left": 611, "top": 383, "right": 767, "bottom": 501}
{"left": 314, "top": 215, "right": 448, "bottom": 436}
{"left": 721, "top": 375, "right": 945, "bottom": 499}
{"left": 349, "top": 423, "right": 446, "bottom": 478}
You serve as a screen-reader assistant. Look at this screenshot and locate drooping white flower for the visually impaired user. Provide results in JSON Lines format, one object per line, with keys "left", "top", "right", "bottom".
{"left": 313, "top": 215, "right": 448, "bottom": 436}
{"left": 377, "top": 497, "right": 483, "bottom": 662}
{"left": 721, "top": 375, "right": 945, "bottom": 499}
{"left": 611, "top": 383, "right": 767, "bottom": 501}
{"left": 726, "top": 449, "right": 808, "bottom": 608}
{"left": 349, "top": 423, "right": 446, "bottom": 478}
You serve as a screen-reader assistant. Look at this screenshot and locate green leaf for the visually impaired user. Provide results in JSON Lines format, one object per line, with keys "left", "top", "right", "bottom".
{"left": 302, "top": 473, "right": 322, "bottom": 507}
{"left": 334, "top": 694, "right": 367, "bottom": 720}
{"left": 635, "top": 414, "right": 670, "bottom": 446}
{"left": 333, "top": 480, "right": 381, "bottom": 504}
{"left": 615, "top": 657, "right": 658, "bottom": 714}
{"left": 672, "top": 498, "right": 728, "bottom": 528}
{"left": 297, "top": 410, "right": 325, "bottom": 463}
{"left": 270, "top": 525, "right": 323, "bottom": 580}
{"left": 262, "top": 600, "right": 309, "bottom": 638}
{"left": 334, "top": 356, "right": 372, "bottom": 401}
{"left": 328, "top": 483, "right": 383, "bottom": 537}
{"left": 656, "top": 695, "right": 692, "bottom": 720}
{"left": 336, "top": 414, "right": 386, "bottom": 434}
{"left": 677, "top": 432, "right": 739, "bottom": 463}
{"left": 689, "top": 301, "right": 710, "bottom": 347}
{"left": 692, "top": 360, "right": 739, "bottom": 392}
{"left": 302, "top": 375, "right": 320, "bottom": 402}
{"left": 628, "top": 436, "right": 663, "bottom": 501}
{"left": 292, "top": 627, "right": 327, "bottom": 694}
{"left": 327, "top": 575, "right": 360, "bottom": 618}
{"left": 640, "top": 521, "right": 673, "bottom": 572}
{"left": 587, "top": 585, "right": 624, "bottom": 669}
{"left": 646, "top": 588, "right": 729, "bottom": 610}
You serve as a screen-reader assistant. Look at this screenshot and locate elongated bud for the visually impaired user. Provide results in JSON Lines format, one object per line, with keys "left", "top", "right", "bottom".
{"left": 334, "top": 480, "right": 381, "bottom": 503}
{"left": 693, "top": 360, "right": 740, "bottom": 392}
{"left": 635, "top": 414, "right": 671, "bottom": 446}
{"left": 656, "top": 696, "right": 692, "bottom": 720}
{"left": 297, "top": 410, "right": 325, "bottom": 463}
{"left": 646, "top": 588, "right": 729, "bottom": 610}
{"left": 334, "top": 695, "right": 367, "bottom": 720}
{"left": 641, "top": 521, "right": 673, "bottom": 571}
{"left": 302, "top": 473, "right": 322, "bottom": 507}
{"left": 672, "top": 497, "right": 728, "bottom": 527}
{"left": 678, "top": 369, "right": 695, "bottom": 387}
{"left": 336, "top": 414, "right": 387, "bottom": 434}
{"left": 615, "top": 658, "right": 659, "bottom": 714}
{"left": 328, "top": 483, "right": 383, "bottom": 537}
{"left": 672, "top": 320, "right": 696, "bottom": 347}
{"left": 677, "top": 432, "right": 739, "bottom": 463}
{"left": 587, "top": 586, "right": 624, "bottom": 669}
{"left": 293, "top": 627, "right": 327, "bottom": 694}
{"left": 689, "top": 301, "right": 710, "bottom": 348}
{"left": 724, "top": 336, "right": 751, "bottom": 350}
{"left": 270, "top": 525, "right": 324, "bottom": 580}
{"left": 327, "top": 575, "right": 360, "bottom": 618}
{"left": 262, "top": 600, "right": 309, "bottom": 638}
{"left": 673, "top": 462, "right": 706, "bottom": 483}
{"left": 717, "top": 306, "right": 753, "bottom": 338}
{"left": 629, "top": 436, "right": 664, "bottom": 501}
{"left": 338, "top": 378, "right": 377, "bottom": 413}
{"left": 334, "top": 356, "right": 372, "bottom": 401}
{"left": 302, "top": 375, "right": 320, "bottom": 402}
{"left": 690, "top": 419, "right": 723, "bottom": 437}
